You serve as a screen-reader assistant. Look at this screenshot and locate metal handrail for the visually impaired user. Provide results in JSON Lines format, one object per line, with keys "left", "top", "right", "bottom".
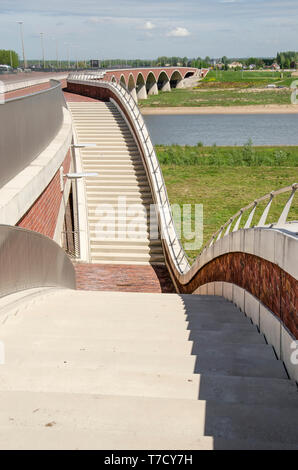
{"left": 204, "top": 183, "right": 298, "bottom": 251}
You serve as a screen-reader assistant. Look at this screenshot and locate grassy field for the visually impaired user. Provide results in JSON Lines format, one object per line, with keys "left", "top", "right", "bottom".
{"left": 157, "top": 145, "right": 298, "bottom": 260}
{"left": 199, "top": 70, "right": 294, "bottom": 88}
{"left": 139, "top": 87, "right": 292, "bottom": 108}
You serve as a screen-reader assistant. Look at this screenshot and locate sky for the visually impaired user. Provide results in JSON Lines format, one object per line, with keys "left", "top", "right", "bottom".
{"left": 0, "top": 0, "right": 298, "bottom": 61}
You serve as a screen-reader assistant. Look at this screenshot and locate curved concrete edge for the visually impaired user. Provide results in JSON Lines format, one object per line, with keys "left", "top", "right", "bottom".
{"left": 1, "top": 75, "right": 68, "bottom": 93}
{"left": 195, "top": 281, "right": 298, "bottom": 383}
{"left": 0, "top": 107, "right": 72, "bottom": 225}
{"left": 177, "top": 228, "right": 298, "bottom": 285}
{"left": 0, "top": 287, "right": 67, "bottom": 322}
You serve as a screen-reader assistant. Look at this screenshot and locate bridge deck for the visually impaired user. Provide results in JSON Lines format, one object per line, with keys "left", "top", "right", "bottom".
{"left": 74, "top": 263, "right": 175, "bottom": 293}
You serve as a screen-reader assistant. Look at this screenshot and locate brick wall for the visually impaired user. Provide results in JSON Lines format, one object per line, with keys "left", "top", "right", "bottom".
{"left": 17, "top": 150, "right": 71, "bottom": 239}
{"left": 176, "top": 252, "right": 298, "bottom": 339}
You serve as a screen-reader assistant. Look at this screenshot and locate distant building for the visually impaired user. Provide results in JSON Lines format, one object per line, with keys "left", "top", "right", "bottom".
{"left": 272, "top": 63, "right": 281, "bottom": 70}
{"left": 228, "top": 61, "right": 243, "bottom": 69}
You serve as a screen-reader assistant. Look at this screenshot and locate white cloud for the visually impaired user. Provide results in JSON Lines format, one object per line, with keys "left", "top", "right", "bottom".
{"left": 144, "top": 21, "right": 155, "bottom": 30}
{"left": 166, "top": 27, "right": 190, "bottom": 37}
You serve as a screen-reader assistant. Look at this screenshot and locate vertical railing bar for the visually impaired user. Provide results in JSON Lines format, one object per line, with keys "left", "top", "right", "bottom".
{"left": 277, "top": 187, "right": 297, "bottom": 225}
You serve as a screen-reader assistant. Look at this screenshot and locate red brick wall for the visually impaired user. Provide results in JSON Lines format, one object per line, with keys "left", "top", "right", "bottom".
{"left": 176, "top": 252, "right": 298, "bottom": 339}
{"left": 17, "top": 150, "right": 71, "bottom": 239}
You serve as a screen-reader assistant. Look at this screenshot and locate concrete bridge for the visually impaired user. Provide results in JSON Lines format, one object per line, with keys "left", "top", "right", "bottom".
{"left": 0, "top": 75, "right": 297, "bottom": 450}
{"left": 70, "top": 66, "right": 207, "bottom": 101}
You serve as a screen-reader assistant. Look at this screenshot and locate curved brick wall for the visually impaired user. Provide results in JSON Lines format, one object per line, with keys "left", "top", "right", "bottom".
{"left": 176, "top": 252, "right": 297, "bottom": 339}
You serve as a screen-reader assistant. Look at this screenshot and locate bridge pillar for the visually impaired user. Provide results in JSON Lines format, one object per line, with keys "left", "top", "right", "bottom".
{"left": 161, "top": 80, "right": 171, "bottom": 92}
{"left": 137, "top": 84, "right": 147, "bottom": 100}
{"left": 147, "top": 82, "right": 158, "bottom": 96}
{"left": 129, "top": 87, "right": 138, "bottom": 103}
{"left": 176, "top": 79, "right": 184, "bottom": 89}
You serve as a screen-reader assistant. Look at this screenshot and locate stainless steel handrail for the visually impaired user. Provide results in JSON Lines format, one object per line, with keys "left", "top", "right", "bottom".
{"left": 111, "top": 80, "right": 190, "bottom": 274}
{"left": 204, "top": 183, "right": 298, "bottom": 251}
{"left": 0, "top": 224, "right": 76, "bottom": 298}
{"left": 0, "top": 79, "right": 65, "bottom": 189}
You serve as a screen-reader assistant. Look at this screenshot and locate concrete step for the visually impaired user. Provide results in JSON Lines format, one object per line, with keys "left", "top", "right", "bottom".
{"left": 87, "top": 175, "right": 148, "bottom": 182}
{"left": 0, "top": 361, "right": 296, "bottom": 406}
{"left": 83, "top": 161, "right": 144, "bottom": 168}
{"left": 86, "top": 191, "right": 152, "bottom": 199}
{"left": 84, "top": 169, "right": 146, "bottom": 176}
{"left": 86, "top": 196, "right": 153, "bottom": 204}
{"left": 90, "top": 245, "right": 163, "bottom": 255}
{"left": 1, "top": 391, "right": 297, "bottom": 447}
{"left": 82, "top": 150, "right": 140, "bottom": 156}
{"left": 90, "top": 252, "right": 165, "bottom": 263}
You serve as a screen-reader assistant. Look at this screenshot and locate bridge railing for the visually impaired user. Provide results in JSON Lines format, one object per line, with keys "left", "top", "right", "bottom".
{"left": 0, "top": 79, "right": 65, "bottom": 189}
{"left": 111, "top": 80, "right": 190, "bottom": 275}
{"left": 68, "top": 72, "right": 106, "bottom": 81}
{"left": 0, "top": 225, "right": 76, "bottom": 299}
{"left": 205, "top": 183, "right": 298, "bottom": 251}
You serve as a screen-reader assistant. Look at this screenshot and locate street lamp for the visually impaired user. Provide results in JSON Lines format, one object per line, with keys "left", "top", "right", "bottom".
{"left": 40, "top": 32, "right": 45, "bottom": 69}
{"left": 17, "top": 21, "right": 27, "bottom": 69}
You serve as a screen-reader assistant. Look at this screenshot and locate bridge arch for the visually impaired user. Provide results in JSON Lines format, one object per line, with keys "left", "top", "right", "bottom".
{"left": 111, "top": 75, "right": 117, "bottom": 83}
{"left": 136, "top": 72, "right": 147, "bottom": 100}
{"left": 157, "top": 70, "right": 171, "bottom": 92}
{"left": 146, "top": 71, "right": 158, "bottom": 96}
{"left": 127, "top": 73, "right": 137, "bottom": 102}
{"left": 184, "top": 71, "right": 195, "bottom": 78}
{"left": 119, "top": 74, "right": 126, "bottom": 88}
{"left": 170, "top": 70, "right": 184, "bottom": 89}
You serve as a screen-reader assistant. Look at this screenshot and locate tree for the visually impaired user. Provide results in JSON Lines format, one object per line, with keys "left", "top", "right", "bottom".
{"left": 0, "top": 49, "right": 19, "bottom": 68}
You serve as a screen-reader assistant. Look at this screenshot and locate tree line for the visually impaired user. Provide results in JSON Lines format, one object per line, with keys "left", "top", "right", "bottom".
{"left": 276, "top": 51, "right": 298, "bottom": 69}
{"left": 0, "top": 50, "right": 19, "bottom": 68}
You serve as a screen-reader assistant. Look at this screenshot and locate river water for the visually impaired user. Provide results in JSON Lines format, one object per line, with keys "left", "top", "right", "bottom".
{"left": 143, "top": 113, "right": 298, "bottom": 146}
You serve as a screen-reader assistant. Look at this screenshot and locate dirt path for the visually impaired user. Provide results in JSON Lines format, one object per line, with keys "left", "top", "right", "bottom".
{"left": 141, "top": 104, "right": 298, "bottom": 115}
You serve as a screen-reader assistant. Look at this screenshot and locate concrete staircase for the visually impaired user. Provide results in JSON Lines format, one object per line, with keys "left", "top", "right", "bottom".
{"left": 0, "top": 289, "right": 297, "bottom": 450}
{"left": 68, "top": 101, "right": 164, "bottom": 265}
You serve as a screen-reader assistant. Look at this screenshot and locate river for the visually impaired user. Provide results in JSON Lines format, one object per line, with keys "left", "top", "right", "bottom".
{"left": 143, "top": 113, "right": 298, "bottom": 146}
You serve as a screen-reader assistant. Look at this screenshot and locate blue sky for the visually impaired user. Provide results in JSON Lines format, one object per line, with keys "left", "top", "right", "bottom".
{"left": 0, "top": 0, "right": 298, "bottom": 60}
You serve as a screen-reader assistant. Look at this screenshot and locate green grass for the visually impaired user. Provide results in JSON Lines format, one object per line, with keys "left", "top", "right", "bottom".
{"left": 157, "top": 145, "right": 298, "bottom": 260}
{"left": 202, "top": 69, "right": 293, "bottom": 88}
{"left": 139, "top": 87, "right": 292, "bottom": 108}
{"left": 156, "top": 143, "right": 298, "bottom": 167}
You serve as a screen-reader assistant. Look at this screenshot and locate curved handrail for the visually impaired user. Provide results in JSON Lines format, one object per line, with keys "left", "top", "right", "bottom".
{"left": 205, "top": 183, "right": 298, "bottom": 250}
{"left": 0, "top": 224, "right": 76, "bottom": 298}
{"left": 110, "top": 80, "right": 190, "bottom": 275}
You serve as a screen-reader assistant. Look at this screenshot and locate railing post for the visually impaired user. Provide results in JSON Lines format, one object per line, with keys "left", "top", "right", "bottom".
{"left": 276, "top": 184, "right": 297, "bottom": 226}
{"left": 257, "top": 193, "right": 274, "bottom": 227}
{"left": 244, "top": 202, "right": 258, "bottom": 229}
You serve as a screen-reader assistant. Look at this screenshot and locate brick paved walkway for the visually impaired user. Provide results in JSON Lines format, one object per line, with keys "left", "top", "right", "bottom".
{"left": 63, "top": 90, "right": 99, "bottom": 102}
{"left": 74, "top": 263, "right": 176, "bottom": 294}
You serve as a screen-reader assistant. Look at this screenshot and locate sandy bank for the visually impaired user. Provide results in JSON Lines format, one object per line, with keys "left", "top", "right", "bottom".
{"left": 140, "top": 105, "right": 298, "bottom": 115}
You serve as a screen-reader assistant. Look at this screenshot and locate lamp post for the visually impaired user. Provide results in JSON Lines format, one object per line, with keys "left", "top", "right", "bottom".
{"left": 40, "top": 32, "right": 45, "bottom": 69}
{"left": 17, "top": 21, "right": 27, "bottom": 69}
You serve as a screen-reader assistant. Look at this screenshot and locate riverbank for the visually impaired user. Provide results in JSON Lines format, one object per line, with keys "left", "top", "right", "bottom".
{"left": 141, "top": 104, "right": 298, "bottom": 115}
